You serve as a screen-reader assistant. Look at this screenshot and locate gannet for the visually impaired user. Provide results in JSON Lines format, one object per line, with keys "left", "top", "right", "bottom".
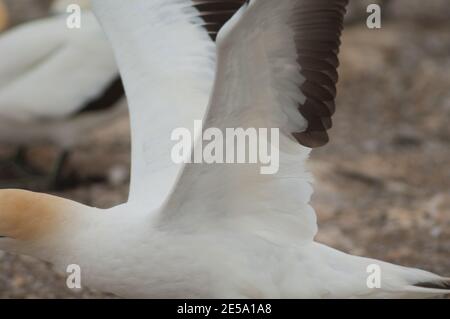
{"left": 0, "top": 0, "right": 124, "bottom": 186}
{"left": 0, "top": 0, "right": 448, "bottom": 299}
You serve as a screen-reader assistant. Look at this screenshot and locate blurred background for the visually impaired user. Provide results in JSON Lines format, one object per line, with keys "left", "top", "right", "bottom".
{"left": 0, "top": 0, "right": 449, "bottom": 298}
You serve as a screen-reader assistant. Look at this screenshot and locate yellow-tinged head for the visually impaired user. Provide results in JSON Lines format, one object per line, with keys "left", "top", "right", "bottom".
{"left": 0, "top": 189, "right": 107, "bottom": 268}
{"left": 0, "top": 189, "right": 72, "bottom": 241}
{"left": 0, "top": 0, "right": 9, "bottom": 32}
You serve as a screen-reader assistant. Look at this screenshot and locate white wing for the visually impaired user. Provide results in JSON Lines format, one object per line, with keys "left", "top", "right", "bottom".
{"left": 162, "top": 0, "right": 348, "bottom": 242}
{"left": 0, "top": 11, "right": 119, "bottom": 123}
{"left": 92, "top": 0, "right": 246, "bottom": 211}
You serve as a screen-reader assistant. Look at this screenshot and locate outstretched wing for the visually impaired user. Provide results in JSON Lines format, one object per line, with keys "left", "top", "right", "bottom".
{"left": 163, "top": 0, "right": 348, "bottom": 241}
{"left": 92, "top": 0, "right": 246, "bottom": 211}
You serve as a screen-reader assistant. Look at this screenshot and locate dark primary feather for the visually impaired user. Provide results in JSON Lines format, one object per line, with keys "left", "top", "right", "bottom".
{"left": 192, "top": 0, "right": 247, "bottom": 40}
{"left": 414, "top": 278, "right": 450, "bottom": 290}
{"left": 288, "top": 0, "right": 349, "bottom": 148}
{"left": 195, "top": 0, "right": 349, "bottom": 148}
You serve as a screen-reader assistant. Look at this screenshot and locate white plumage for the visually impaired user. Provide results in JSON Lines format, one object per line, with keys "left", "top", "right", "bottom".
{"left": 0, "top": 0, "right": 123, "bottom": 149}
{"left": 0, "top": 0, "right": 447, "bottom": 299}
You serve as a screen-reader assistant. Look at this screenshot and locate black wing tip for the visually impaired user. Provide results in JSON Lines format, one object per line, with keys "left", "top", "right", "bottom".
{"left": 294, "top": 0, "right": 349, "bottom": 148}
{"left": 293, "top": 131, "right": 330, "bottom": 148}
{"left": 414, "top": 278, "right": 450, "bottom": 291}
{"left": 192, "top": 0, "right": 247, "bottom": 41}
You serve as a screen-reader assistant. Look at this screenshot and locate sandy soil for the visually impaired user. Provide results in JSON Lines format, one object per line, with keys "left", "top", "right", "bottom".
{"left": 0, "top": 0, "right": 448, "bottom": 298}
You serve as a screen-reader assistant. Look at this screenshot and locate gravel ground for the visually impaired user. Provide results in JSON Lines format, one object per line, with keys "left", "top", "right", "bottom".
{"left": 0, "top": 0, "right": 449, "bottom": 298}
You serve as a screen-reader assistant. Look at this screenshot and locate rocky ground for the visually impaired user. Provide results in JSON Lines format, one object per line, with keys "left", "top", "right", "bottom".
{"left": 0, "top": 0, "right": 448, "bottom": 298}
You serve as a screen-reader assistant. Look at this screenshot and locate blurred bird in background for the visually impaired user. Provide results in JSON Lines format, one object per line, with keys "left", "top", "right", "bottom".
{"left": 0, "top": 0, "right": 124, "bottom": 189}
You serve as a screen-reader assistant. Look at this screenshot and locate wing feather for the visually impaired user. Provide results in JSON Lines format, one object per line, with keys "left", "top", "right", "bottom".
{"left": 294, "top": 0, "right": 348, "bottom": 147}
{"left": 91, "top": 0, "right": 246, "bottom": 210}
{"left": 162, "top": 0, "right": 348, "bottom": 241}
{"left": 193, "top": 0, "right": 248, "bottom": 40}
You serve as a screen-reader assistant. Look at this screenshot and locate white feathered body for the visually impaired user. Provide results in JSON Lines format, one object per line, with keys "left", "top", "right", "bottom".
{"left": 38, "top": 203, "right": 441, "bottom": 299}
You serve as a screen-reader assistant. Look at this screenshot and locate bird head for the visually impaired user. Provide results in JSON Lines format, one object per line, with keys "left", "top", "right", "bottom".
{"left": 0, "top": 0, "right": 9, "bottom": 32}
{"left": 0, "top": 189, "right": 87, "bottom": 258}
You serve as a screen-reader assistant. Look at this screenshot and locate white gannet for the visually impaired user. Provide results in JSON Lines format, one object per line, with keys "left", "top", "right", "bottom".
{"left": 0, "top": 0, "right": 448, "bottom": 298}
{"left": 0, "top": 0, "right": 124, "bottom": 187}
